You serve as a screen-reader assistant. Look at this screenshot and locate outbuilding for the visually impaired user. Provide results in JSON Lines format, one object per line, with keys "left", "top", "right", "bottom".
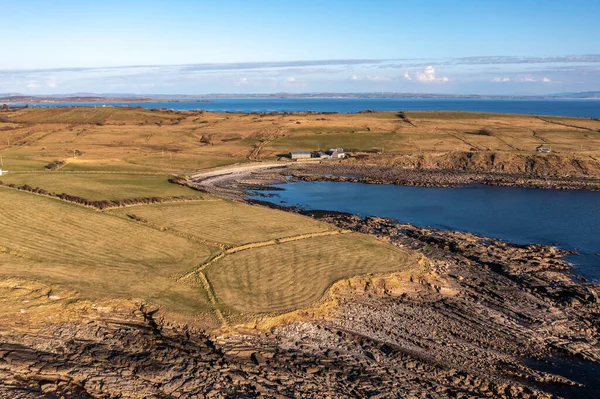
{"left": 289, "top": 151, "right": 312, "bottom": 159}
{"left": 536, "top": 146, "right": 551, "bottom": 153}
{"left": 326, "top": 148, "right": 345, "bottom": 159}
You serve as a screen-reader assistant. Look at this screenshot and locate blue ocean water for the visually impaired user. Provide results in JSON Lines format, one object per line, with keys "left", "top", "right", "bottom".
{"left": 12, "top": 98, "right": 600, "bottom": 118}
{"left": 253, "top": 182, "right": 600, "bottom": 281}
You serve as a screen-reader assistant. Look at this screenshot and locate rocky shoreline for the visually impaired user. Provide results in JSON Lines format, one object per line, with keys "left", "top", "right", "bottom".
{"left": 4, "top": 206, "right": 597, "bottom": 398}
{"left": 190, "top": 163, "right": 600, "bottom": 397}
{"left": 2, "top": 165, "right": 599, "bottom": 398}
{"left": 285, "top": 164, "right": 600, "bottom": 191}
{"left": 186, "top": 163, "right": 600, "bottom": 203}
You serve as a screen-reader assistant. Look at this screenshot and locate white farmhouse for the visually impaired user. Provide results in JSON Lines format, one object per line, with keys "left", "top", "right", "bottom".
{"left": 326, "top": 148, "right": 345, "bottom": 159}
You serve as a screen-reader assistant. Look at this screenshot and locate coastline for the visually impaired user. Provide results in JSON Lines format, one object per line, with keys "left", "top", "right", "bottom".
{"left": 179, "top": 162, "right": 600, "bottom": 396}
{"left": 286, "top": 163, "right": 600, "bottom": 191}
{"left": 186, "top": 162, "right": 600, "bottom": 202}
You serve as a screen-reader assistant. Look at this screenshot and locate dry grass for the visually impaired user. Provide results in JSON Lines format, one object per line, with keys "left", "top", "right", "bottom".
{"left": 3, "top": 108, "right": 599, "bottom": 174}
{"left": 0, "top": 187, "right": 217, "bottom": 319}
{"left": 109, "top": 200, "right": 334, "bottom": 246}
{"left": 0, "top": 172, "right": 203, "bottom": 201}
{"left": 205, "top": 233, "right": 413, "bottom": 315}
{"left": 2, "top": 106, "right": 599, "bottom": 327}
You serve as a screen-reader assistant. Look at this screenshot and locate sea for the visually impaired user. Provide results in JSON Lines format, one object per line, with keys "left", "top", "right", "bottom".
{"left": 11, "top": 97, "right": 600, "bottom": 118}
{"left": 253, "top": 182, "right": 600, "bottom": 282}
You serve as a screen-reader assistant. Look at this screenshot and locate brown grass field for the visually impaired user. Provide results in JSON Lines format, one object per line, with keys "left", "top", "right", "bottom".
{"left": 2, "top": 107, "right": 600, "bottom": 175}
{"left": 205, "top": 233, "right": 413, "bottom": 315}
{"left": 0, "top": 172, "right": 205, "bottom": 200}
{"left": 0, "top": 187, "right": 218, "bottom": 323}
{"left": 108, "top": 200, "right": 334, "bottom": 246}
{"left": 1, "top": 106, "right": 599, "bottom": 328}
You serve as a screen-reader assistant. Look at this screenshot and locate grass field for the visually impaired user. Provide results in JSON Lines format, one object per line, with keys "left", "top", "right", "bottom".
{"left": 1, "top": 106, "right": 599, "bottom": 328}
{"left": 109, "top": 200, "right": 333, "bottom": 246}
{"left": 205, "top": 233, "right": 412, "bottom": 314}
{"left": 0, "top": 172, "right": 204, "bottom": 200}
{"left": 268, "top": 131, "right": 412, "bottom": 153}
{"left": 0, "top": 188, "right": 216, "bottom": 319}
{"left": 2, "top": 107, "right": 600, "bottom": 174}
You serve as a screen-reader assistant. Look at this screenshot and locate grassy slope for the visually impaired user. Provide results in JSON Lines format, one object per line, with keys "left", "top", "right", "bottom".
{"left": 206, "top": 233, "right": 413, "bottom": 315}
{"left": 0, "top": 188, "right": 216, "bottom": 319}
{"left": 2, "top": 107, "right": 600, "bottom": 326}
{"left": 2, "top": 108, "right": 600, "bottom": 175}
{"left": 0, "top": 173, "right": 203, "bottom": 201}
{"left": 109, "top": 200, "right": 334, "bottom": 246}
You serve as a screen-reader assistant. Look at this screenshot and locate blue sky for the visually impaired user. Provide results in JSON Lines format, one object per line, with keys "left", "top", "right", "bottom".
{"left": 1, "top": 0, "right": 599, "bottom": 95}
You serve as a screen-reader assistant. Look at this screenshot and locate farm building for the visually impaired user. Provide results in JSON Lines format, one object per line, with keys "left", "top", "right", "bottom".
{"left": 289, "top": 151, "right": 312, "bottom": 159}
{"left": 326, "top": 148, "right": 345, "bottom": 159}
{"left": 0, "top": 169, "right": 5, "bottom": 176}
{"left": 536, "top": 146, "right": 551, "bottom": 153}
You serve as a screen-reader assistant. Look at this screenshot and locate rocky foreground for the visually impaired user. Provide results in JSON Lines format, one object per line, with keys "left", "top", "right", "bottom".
{"left": 2, "top": 165, "right": 600, "bottom": 398}
{"left": 2, "top": 208, "right": 599, "bottom": 398}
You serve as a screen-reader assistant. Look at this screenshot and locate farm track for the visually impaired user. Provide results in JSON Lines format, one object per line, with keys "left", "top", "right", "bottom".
{"left": 248, "top": 128, "right": 283, "bottom": 161}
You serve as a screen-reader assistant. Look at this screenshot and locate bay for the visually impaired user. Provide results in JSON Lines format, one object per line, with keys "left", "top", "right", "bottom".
{"left": 253, "top": 181, "right": 600, "bottom": 281}
{"left": 11, "top": 98, "right": 600, "bottom": 118}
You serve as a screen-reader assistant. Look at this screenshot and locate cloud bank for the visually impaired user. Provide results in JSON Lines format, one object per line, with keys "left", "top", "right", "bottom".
{"left": 0, "top": 55, "right": 597, "bottom": 95}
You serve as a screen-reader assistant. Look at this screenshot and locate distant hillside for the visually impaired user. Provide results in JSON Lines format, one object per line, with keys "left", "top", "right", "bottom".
{"left": 552, "top": 91, "right": 600, "bottom": 99}
{"left": 2, "top": 92, "right": 600, "bottom": 103}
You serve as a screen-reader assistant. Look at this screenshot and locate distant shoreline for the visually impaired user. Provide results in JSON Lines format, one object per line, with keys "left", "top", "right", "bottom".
{"left": 2, "top": 93, "right": 600, "bottom": 104}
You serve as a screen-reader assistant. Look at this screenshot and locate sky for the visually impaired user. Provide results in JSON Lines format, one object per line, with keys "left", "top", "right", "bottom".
{"left": 1, "top": 0, "right": 599, "bottom": 95}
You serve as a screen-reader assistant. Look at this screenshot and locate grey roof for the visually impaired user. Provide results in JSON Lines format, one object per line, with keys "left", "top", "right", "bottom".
{"left": 290, "top": 151, "right": 311, "bottom": 154}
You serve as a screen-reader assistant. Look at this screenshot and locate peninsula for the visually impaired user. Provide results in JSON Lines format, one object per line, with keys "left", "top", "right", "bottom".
{"left": 0, "top": 106, "right": 599, "bottom": 398}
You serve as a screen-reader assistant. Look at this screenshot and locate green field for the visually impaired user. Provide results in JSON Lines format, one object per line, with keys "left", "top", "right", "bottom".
{"left": 109, "top": 200, "right": 334, "bottom": 246}
{"left": 0, "top": 188, "right": 216, "bottom": 319}
{"left": 267, "top": 131, "right": 411, "bottom": 153}
{"left": 206, "top": 233, "right": 412, "bottom": 314}
{"left": 2, "top": 107, "right": 598, "bottom": 329}
{"left": 0, "top": 172, "right": 203, "bottom": 200}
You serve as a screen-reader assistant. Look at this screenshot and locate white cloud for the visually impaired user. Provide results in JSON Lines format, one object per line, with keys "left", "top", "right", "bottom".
{"left": 515, "top": 75, "right": 552, "bottom": 83}
{"left": 517, "top": 74, "right": 536, "bottom": 82}
{"left": 234, "top": 77, "right": 248, "bottom": 86}
{"left": 46, "top": 79, "right": 58, "bottom": 88}
{"left": 403, "top": 72, "right": 412, "bottom": 81}
{"left": 285, "top": 77, "right": 296, "bottom": 82}
{"left": 416, "top": 66, "right": 448, "bottom": 83}
{"left": 492, "top": 77, "right": 511, "bottom": 82}
{"left": 27, "top": 82, "right": 37, "bottom": 88}
{"left": 349, "top": 75, "right": 360, "bottom": 80}
{"left": 365, "top": 75, "right": 392, "bottom": 82}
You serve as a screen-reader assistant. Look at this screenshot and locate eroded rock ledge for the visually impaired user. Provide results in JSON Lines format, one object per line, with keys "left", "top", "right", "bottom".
{"left": 3, "top": 165, "right": 600, "bottom": 398}
{"left": 285, "top": 163, "right": 600, "bottom": 191}
{"left": 2, "top": 210, "right": 599, "bottom": 398}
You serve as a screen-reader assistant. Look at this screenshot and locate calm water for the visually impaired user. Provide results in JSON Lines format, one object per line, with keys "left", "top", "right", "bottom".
{"left": 12, "top": 98, "right": 600, "bottom": 117}
{"left": 253, "top": 182, "right": 600, "bottom": 281}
